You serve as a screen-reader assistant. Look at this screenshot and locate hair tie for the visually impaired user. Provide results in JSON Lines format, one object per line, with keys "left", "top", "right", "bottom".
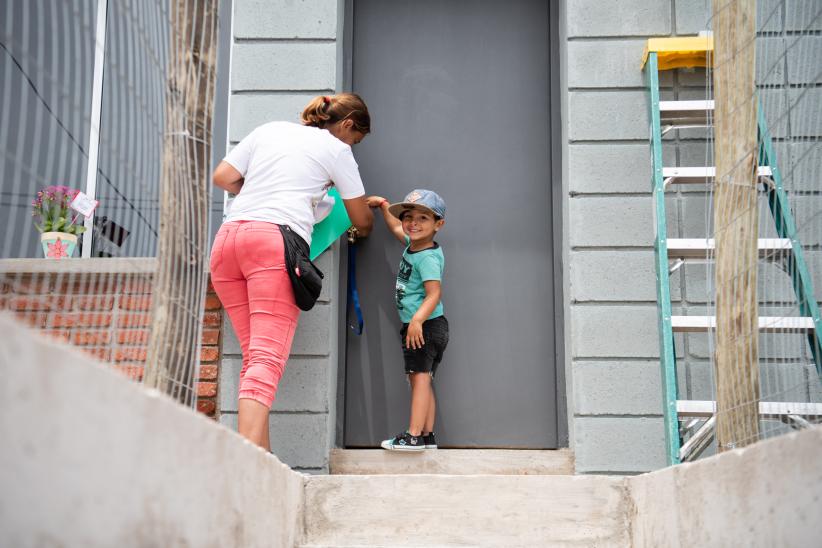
{"left": 322, "top": 96, "right": 331, "bottom": 106}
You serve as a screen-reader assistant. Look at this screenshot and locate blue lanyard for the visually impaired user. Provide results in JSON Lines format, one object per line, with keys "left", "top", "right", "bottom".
{"left": 347, "top": 236, "right": 364, "bottom": 335}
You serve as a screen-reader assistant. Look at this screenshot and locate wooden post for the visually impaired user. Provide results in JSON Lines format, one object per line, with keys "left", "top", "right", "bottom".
{"left": 712, "top": 0, "right": 761, "bottom": 450}
{"left": 144, "top": 0, "right": 218, "bottom": 405}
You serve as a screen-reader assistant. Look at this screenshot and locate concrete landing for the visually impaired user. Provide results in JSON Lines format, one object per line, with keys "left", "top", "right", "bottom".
{"left": 329, "top": 448, "right": 575, "bottom": 475}
{"left": 300, "top": 474, "right": 631, "bottom": 547}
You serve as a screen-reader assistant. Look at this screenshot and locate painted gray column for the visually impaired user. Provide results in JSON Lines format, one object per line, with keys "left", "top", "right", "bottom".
{"left": 565, "top": 0, "right": 676, "bottom": 474}
{"left": 219, "top": 0, "right": 342, "bottom": 473}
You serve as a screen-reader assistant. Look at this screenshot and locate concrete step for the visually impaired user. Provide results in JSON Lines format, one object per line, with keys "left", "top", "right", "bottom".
{"left": 299, "top": 474, "right": 631, "bottom": 547}
{"left": 329, "top": 448, "right": 575, "bottom": 475}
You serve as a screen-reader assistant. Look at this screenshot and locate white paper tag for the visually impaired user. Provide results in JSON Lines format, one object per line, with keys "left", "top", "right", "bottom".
{"left": 70, "top": 191, "right": 99, "bottom": 218}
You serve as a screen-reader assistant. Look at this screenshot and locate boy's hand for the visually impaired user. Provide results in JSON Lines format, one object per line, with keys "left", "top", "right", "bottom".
{"left": 368, "top": 195, "right": 405, "bottom": 242}
{"left": 366, "top": 195, "right": 388, "bottom": 208}
{"left": 405, "top": 319, "right": 425, "bottom": 350}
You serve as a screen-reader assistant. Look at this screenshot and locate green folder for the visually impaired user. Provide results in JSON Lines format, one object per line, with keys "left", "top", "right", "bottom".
{"left": 309, "top": 188, "right": 351, "bottom": 260}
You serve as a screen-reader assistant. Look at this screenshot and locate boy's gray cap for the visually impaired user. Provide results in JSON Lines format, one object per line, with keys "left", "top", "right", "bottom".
{"left": 388, "top": 189, "right": 446, "bottom": 220}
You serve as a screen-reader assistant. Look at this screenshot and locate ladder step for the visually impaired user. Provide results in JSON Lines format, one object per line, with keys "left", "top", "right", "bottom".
{"left": 662, "top": 166, "right": 773, "bottom": 185}
{"left": 678, "top": 400, "right": 822, "bottom": 419}
{"left": 671, "top": 316, "right": 816, "bottom": 333}
{"left": 666, "top": 238, "right": 792, "bottom": 259}
{"left": 659, "top": 100, "right": 714, "bottom": 127}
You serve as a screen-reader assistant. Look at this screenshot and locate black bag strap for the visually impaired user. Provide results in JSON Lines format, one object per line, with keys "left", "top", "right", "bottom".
{"left": 278, "top": 224, "right": 310, "bottom": 256}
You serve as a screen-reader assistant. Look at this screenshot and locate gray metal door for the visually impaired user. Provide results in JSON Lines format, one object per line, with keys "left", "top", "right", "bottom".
{"left": 344, "top": 0, "right": 560, "bottom": 448}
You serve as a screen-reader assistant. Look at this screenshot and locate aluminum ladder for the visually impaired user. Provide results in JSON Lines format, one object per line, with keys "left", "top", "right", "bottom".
{"left": 643, "top": 37, "right": 822, "bottom": 465}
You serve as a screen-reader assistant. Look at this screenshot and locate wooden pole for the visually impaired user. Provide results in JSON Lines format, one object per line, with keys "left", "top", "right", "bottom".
{"left": 712, "top": 0, "right": 761, "bottom": 451}
{"left": 144, "top": 0, "right": 218, "bottom": 404}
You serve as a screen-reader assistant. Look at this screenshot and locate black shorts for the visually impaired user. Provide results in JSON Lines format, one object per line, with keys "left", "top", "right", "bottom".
{"left": 400, "top": 316, "right": 449, "bottom": 376}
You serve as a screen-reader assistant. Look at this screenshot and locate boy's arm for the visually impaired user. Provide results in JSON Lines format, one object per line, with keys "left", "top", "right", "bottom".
{"left": 405, "top": 280, "right": 441, "bottom": 350}
{"left": 366, "top": 195, "right": 406, "bottom": 243}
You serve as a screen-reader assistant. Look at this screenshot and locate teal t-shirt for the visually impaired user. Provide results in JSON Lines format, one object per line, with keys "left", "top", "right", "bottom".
{"left": 395, "top": 236, "right": 445, "bottom": 323}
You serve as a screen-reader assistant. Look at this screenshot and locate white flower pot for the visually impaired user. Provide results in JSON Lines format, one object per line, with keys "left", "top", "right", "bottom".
{"left": 40, "top": 232, "right": 78, "bottom": 259}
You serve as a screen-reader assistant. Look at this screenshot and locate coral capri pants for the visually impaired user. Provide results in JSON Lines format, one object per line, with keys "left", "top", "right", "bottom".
{"left": 210, "top": 221, "right": 300, "bottom": 408}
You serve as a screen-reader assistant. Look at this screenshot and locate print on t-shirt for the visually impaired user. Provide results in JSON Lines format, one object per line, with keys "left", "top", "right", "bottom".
{"left": 396, "top": 257, "right": 413, "bottom": 310}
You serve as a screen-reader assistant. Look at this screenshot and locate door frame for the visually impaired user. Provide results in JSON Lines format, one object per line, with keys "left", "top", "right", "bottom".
{"left": 334, "top": 0, "right": 568, "bottom": 447}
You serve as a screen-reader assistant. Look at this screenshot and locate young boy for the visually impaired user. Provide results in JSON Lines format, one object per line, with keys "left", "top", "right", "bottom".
{"left": 366, "top": 189, "right": 449, "bottom": 451}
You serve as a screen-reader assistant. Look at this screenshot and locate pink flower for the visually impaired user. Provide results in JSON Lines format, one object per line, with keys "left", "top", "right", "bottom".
{"left": 32, "top": 186, "right": 86, "bottom": 232}
{"left": 47, "top": 238, "right": 70, "bottom": 259}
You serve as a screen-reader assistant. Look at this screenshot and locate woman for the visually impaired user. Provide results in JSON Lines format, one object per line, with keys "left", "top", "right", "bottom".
{"left": 210, "top": 94, "right": 373, "bottom": 450}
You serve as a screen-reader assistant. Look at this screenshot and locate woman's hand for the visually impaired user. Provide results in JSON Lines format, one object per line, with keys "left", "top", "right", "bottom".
{"left": 342, "top": 196, "right": 373, "bottom": 237}
{"left": 405, "top": 319, "right": 425, "bottom": 350}
{"left": 366, "top": 195, "right": 388, "bottom": 208}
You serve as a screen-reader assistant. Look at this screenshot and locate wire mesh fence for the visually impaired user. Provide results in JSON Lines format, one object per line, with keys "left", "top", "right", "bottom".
{"left": 0, "top": 0, "right": 219, "bottom": 409}
{"left": 675, "top": 0, "right": 822, "bottom": 460}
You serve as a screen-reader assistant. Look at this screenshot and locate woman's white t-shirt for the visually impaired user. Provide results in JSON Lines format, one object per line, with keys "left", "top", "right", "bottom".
{"left": 223, "top": 121, "right": 365, "bottom": 244}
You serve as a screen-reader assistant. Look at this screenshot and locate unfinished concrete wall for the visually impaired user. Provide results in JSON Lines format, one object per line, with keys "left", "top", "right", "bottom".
{"left": 630, "top": 426, "right": 822, "bottom": 546}
{"left": 564, "top": 0, "right": 822, "bottom": 473}
{"left": 0, "top": 314, "right": 303, "bottom": 548}
{"left": 220, "top": 0, "right": 343, "bottom": 473}
{"left": 2, "top": 313, "right": 820, "bottom": 546}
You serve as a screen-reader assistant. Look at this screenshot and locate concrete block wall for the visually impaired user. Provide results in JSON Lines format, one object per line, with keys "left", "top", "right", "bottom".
{"left": 220, "top": 0, "right": 343, "bottom": 473}
{"left": 565, "top": 0, "right": 683, "bottom": 474}
{"left": 566, "top": 0, "right": 822, "bottom": 473}
{"left": 219, "top": 0, "right": 822, "bottom": 474}
{"left": 673, "top": 0, "right": 822, "bottom": 449}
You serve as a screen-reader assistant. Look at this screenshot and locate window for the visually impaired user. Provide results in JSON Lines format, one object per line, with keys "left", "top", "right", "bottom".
{"left": 0, "top": 0, "right": 229, "bottom": 259}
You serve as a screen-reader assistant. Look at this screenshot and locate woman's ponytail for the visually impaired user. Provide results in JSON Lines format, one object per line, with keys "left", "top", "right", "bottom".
{"left": 301, "top": 93, "right": 370, "bottom": 134}
{"left": 301, "top": 96, "right": 332, "bottom": 128}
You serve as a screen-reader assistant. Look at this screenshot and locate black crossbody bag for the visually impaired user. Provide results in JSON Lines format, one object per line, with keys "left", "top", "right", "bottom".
{"left": 278, "top": 224, "right": 324, "bottom": 311}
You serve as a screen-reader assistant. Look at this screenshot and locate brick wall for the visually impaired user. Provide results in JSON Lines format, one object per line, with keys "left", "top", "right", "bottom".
{"left": 0, "top": 268, "right": 222, "bottom": 418}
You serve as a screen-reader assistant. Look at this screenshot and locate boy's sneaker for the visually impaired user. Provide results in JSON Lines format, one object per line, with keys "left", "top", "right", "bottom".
{"left": 381, "top": 432, "right": 425, "bottom": 451}
{"left": 423, "top": 432, "right": 437, "bottom": 449}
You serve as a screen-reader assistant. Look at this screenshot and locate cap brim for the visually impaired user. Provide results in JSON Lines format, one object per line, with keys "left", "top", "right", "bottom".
{"left": 388, "top": 202, "right": 438, "bottom": 219}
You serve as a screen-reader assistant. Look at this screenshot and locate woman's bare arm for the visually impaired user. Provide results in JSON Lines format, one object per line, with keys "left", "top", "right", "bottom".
{"left": 343, "top": 196, "right": 374, "bottom": 237}
{"left": 213, "top": 161, "right": 244, "bottom": 195}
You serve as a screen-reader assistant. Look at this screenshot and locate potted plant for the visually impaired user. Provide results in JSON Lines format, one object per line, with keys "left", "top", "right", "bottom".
{"left": 31, "top": 185, "right": 87, "bottom": 259}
